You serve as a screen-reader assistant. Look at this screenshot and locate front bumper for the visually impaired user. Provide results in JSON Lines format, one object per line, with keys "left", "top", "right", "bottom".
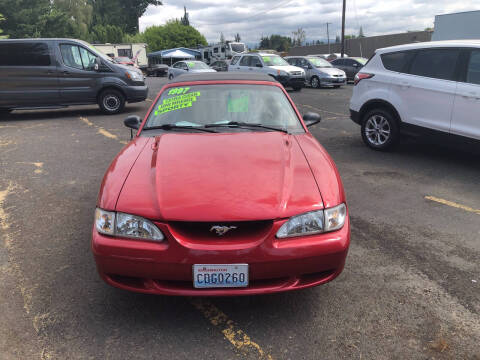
{"left": 321, "top": 77, "right": 346, "bottom": 86}
{"left": 92, "top": 216, "right": 350, "bottom": 296}
{"left": 277, "top": 76, "right": 306, "bottom": 88}
{"left": 124, "top": 85, "right": 148, "bottom": 103}
{"left": 350, "top": 109, "right": 361, "bottom": 125}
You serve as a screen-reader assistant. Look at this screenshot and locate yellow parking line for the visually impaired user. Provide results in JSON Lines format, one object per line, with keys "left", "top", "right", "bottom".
{"left": 79, "top": 117, "right": 127, "bottom": 144}
{"left": 191, "top": 299, "right": 274, "bottom": 359}
{"left": 425, "top": 196, "right": 480, "bottom": 215}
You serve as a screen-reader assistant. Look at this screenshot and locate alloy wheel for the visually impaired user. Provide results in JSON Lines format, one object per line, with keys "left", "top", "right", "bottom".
{"left": 364, "top": 114, "right": 391, "bottom": 146}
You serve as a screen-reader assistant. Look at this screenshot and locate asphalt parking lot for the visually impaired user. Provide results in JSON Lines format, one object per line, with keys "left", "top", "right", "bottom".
{"left": 1, "top": 78, "right": 479, "bottom": 359}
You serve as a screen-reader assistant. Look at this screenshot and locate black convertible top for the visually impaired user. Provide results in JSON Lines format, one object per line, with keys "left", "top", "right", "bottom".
{"left": 170, "top": 72, "right": 277, "bottom": 83}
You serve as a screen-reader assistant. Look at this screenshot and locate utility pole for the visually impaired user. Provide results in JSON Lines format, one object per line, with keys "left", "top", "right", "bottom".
{"left": 326, "top": 22, "right": 332, "bottom": 53}
{"left": 341, "top": 0, "right": 346, "bottom": 58}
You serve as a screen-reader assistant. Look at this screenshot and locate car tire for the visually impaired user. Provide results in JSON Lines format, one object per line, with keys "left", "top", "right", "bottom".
{"left": 310, "top": 76, "right": 321, "bottom": 89}
{"left": 361, "top": 108, "right": 400, "bottom": 151}
{"left": 98, "top": 89, "right": 125, "bottom": 115}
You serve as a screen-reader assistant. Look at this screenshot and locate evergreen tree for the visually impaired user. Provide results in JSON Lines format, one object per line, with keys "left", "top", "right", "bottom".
{"left": 180, "top": 6, "right": 189, "bottom": 26}
{"left": 220, "top": 32, "right": 225, "bottom": 44}
{"left": 359, "top": 26, "right": 365, "bottom": 38}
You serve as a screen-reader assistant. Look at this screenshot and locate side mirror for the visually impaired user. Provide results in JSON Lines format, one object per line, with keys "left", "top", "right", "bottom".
{"left": 303, "top": 112, "right": 321, "bottom": 127}
{"left": 255, "top": 63, "right": 263, "bottom": 68}
{"left": 124, "top": 115, "right": 141, "bottom": 139}
{"left": 94, "top": 57, "right": 101, "bottom": 71}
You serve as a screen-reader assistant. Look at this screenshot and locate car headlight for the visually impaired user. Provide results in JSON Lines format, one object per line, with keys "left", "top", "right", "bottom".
{"left": 126, "top": 70, "right": 143, "bottom": 81}
{"left": 276, "top": 203, "right": 346, "bottom": 238}
{"left": 95, "top": 208, "right": 164, "bottom": 241}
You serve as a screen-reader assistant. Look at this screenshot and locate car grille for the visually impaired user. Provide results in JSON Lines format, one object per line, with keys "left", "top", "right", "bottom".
{"left": 168, "top": 220, "right": 273, "bottom": 242}
{"left": 333, "top": 74, "right": 344, "bottom": 77}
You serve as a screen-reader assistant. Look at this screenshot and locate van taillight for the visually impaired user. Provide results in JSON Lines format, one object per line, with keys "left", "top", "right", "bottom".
{"left": 354, "top": 72, "right": 374, "bottom": 85}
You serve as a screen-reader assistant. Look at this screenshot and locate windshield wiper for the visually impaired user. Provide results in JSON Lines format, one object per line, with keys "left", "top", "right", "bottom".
{"left": 142, "top": 124, "right": 217, "bottom": 133}
{"left": 205, "top": 121, "right": 288, "bottom": 133}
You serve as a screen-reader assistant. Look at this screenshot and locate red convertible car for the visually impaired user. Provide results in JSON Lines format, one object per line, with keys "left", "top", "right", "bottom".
{"left": 92, "top": 73, "right": 350, "bottom": 296}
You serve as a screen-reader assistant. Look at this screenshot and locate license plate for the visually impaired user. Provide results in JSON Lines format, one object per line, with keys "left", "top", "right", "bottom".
{"left": 193, "top": 264, "right": 248, "bottom": 288}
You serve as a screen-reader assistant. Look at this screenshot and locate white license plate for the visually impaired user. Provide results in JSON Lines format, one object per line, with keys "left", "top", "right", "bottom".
{"left": 193, "top": 264, "right": 249, "bottom": 288}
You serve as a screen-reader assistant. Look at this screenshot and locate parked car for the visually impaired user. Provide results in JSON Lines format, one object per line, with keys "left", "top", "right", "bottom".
{"left": 210, "top": 60, "right": 229, "bottom": 72}
{"left": 147, "top": 63, "right": 169, "bottom": 77}
{"left": 114, "top": 56, "right": 135, "bottom": 67}
{"left": 331, "top": 57, "right": 368, "bottom": 81}
{"left": 92, "top": 72, "right": 350, "bottom": 296}
{"left": 285, "top": 56, "right": 346, "bottom": 88}
{"left": 0, "top": 38, "right": 148, "bottom": 115}
{"left": 229, "top": 53, "right": 305, "bottom": 91}
{"left": 168, "top": 60, "right": 216, "bottom": 80}
{"left": 350, "top": 40, "right": 480, "bottom": 150}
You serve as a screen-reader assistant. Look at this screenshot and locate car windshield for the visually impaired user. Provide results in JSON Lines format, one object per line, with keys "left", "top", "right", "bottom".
{"left": 307, "top": 57, "right": 332, "bottom": 68}
{"left": 262, "top": 56, "right": 289, "bottom": 66}
{"left": 187, "top": 61, "right": 209, "bottom": 69}
{"left": 143, "top": 84, "right": 304, "bottom": 133}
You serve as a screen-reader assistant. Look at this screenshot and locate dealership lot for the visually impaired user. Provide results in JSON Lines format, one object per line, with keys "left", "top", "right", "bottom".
{"left": 0, "top": 78, "right": 479, "bottom": 359}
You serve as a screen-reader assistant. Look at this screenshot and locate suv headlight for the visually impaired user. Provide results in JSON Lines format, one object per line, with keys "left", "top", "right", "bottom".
{"left": 126, "top": 70, "right": 143, "bottom": 81}
{"left": 276, "top": 203, "right": 346, "bottom": 238}
{"left": 95, "top": 208, "right": 164, "bottom": 241}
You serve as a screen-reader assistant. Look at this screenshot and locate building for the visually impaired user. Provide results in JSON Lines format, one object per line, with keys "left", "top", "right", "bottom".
{"left": 93, "top": 43, "right": 148, "bottom": 68}
{"left": 288, "top": 31, "right": 432, "bottom": 58}
{"left": 432, "top": 10, "right": 480, "bottom": 41}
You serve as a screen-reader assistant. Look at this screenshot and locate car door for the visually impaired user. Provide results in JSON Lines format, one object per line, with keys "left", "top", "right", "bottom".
{"left": 0, "top": 41, "right": 60, "bottom": 108}
{"left": 298, "top": 58, "right": 313, "bottom": 82}
{"left": 237, "top": 55, "right": 251, "bottom": 71}
{"left": 451, "top": 49, "right": 480, "bottom": 140}
{"left": 249, "top": 55, "right": 263, "bottom": 73}
{"left": 342, "top": 59, "right": 357, "bottom": 79}
{"left": 388, "top": 48, "right": 460, "bottom": 133}
{"left": 58, "top": 43, "right": 103, "bottom": 104}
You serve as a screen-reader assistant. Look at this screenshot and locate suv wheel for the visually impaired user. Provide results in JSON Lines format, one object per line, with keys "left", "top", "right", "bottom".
{"left": 310, "top": 76, "right": 321, "bottom": 88}
{"left": 98, "top": 89, "right": 125, "bottom": 115}
{"left": 361, "top": 109, "right": 399, "bottom": 151}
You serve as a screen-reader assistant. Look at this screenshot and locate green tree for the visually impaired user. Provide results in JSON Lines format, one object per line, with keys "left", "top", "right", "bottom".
{"left": 358, "top": 26, "right": 365, "bottom": 38}
{"left": 90, "top": 0, "right": 162, "bottom": 35}
{"left": 54, "top": 0, "right": 93, "bottom": 38}
{"left": 292, "top": 27, "right": 306, "bottom": 46}
{"left": 141, "top": 20, "right": 207, "bottom": 52}
{"left": 258, "top": 34, "right": 292, "bottom": 52}
{"left": 0, "top": 13, "right": 7, "bottom": 38}
{"left": 90, "top": 24, "right": 125, "bottom": 43}
{"left": 180, "top": 6, "right": 189, "bottom": 26}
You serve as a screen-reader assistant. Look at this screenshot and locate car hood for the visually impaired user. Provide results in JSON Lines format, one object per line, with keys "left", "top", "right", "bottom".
{"left": 317, "top": 67, "right": 345, "bottom": 76}
{"left": 191, "top": 68, "right": 216, "bottom": 73}
{"left": 270, "top": 65, "right": 304, "bottom": 74}
{"left": 115, "top": 132, "right": 324, "bottom": 222}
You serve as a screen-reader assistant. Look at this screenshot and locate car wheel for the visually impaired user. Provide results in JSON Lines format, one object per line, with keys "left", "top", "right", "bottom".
{"left": 98, "top": 89, "right": 125, "bottom": 115}
{"left": 310, "top": 76, "right": 321, "bottom": 89}
{"left": 361, "top": 109, "right": 399, "bottom": 151}
{"left": 168, "top": 74, "right": 174, "bottom": 80}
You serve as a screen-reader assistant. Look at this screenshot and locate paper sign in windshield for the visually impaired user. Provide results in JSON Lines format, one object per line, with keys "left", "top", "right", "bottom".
{"left": 228, "top": 94, "right": 249, "bottom": 113}
{"left": 154, "top": 91, "right": 201, "bottom": 115}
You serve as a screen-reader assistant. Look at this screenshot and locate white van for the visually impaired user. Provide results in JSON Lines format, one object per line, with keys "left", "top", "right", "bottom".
{"left": 349, "top": 40, "right": 480, "bottom": 150}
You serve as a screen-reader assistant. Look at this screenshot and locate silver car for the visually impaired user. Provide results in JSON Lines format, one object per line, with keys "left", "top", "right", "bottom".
{"left": 168, "top": 60, "right": 216, "bottom": 80}
{"left": 285, "top": 56, "right": 346, "bottom": 88}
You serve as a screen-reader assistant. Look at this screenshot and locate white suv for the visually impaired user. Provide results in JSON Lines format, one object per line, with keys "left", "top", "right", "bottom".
{"left": 229, "top": 53, "right": 305, "bottom": 91}
{"left": 349, "top": 40, "right": 480, "bottom": 150}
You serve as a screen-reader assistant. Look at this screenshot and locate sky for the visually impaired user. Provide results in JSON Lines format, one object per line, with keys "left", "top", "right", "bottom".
{"left": 139, "top": 1, "right": 478, "bottom": 46}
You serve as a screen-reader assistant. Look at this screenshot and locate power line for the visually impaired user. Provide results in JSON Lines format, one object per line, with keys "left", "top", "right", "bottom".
{"left": 195, "top": 0, "right": 297, "bottom": 27}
